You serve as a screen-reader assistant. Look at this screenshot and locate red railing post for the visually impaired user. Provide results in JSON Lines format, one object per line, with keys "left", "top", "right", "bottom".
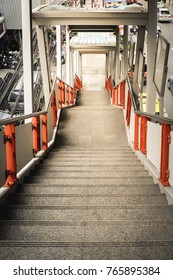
{"left": 42, "top": 113, "right": 48, "bottom": 151}
{"left": 126, "top": 91, "right": 132, "bottom": 127}
{"left": 51, "top": 92, "right": 57, "bottom": 127}
{"left": 70, "top": 87, "right": 74, "bottom": 104}
{"left": 140, "top": 116, "right": 147, "bottom": 155}
{"left": 115, "top": 86, "right": 119, "bottom": 106}
{"left": 112, "top": 88, "right": 115, "bottom": 105}
{"left": 58, "top": 81, "right": 62, "bottom": 108}
{"left": 66, "top": 86, "right": 70, "bottom": 106}
{"left": 120, "top": 80, "right": 125, "bottom": 109}
{"left": 61, "top": 82, "right": 65, "bottom": 105}
{"left": 32, "top": 116, "right": 40, "bottom": 155}
{"left": 159, "top": 123, "right": 171, "bottom": 186}
{"left": 134, "top": 114, "right": 140, "bottom": 151}
{"left": 4, "top": 124, "right": 17, "bottom": 186}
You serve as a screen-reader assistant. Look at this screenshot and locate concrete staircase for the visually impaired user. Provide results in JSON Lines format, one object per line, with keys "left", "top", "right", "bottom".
{"left": 0, "top": 89, "right": 173, "bottom": 259}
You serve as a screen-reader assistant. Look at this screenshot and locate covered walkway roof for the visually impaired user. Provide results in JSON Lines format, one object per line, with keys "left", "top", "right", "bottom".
{"left": 32, "top": 4, "right": 148, "bottom": 28}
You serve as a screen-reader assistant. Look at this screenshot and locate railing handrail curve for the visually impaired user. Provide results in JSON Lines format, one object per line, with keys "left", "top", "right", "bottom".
{"left": 0, "top": 75, "right": 80, "bottom": 127}
{"left": 126, "top": 76, "right": 173, "bottom": 126}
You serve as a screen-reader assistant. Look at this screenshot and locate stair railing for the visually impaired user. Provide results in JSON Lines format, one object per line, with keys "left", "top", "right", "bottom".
{"left": 106, "top": 76, "right": 173, "bottom": 194}
{"left": 0, "top": 75, "right": 82, "bottom": 190}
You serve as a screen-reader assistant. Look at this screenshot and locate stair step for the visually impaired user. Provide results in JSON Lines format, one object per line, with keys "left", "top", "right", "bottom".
{"left": 18, "top": 184, "right": 161, "bottom": 195}
{"left": 25, "top": 177, "right": 154, "bottom": 185}
{"left": 40, "top": 160, "right": 142, "bottom": 166}
{"left": 0, "top": 222, "right": 172, "bottom": 242}
{"left": 4, "top": 206, "right": 173, "bottom": 221}
{"left": 31, "top": 171, "right": 149, "bottom": 178}
{"left": 1, "top": 241, "right": 173, "bottom": 260}
{"left": 49, "top": 151, "right": 135, "bottom": 156}
{"left": 36, "top": 165, "right": 145, "bottom": 171}
{"left": 46, "top": 155, "right": 138, "bottom": 160}
{"left": 52, "top": 146, "right": 131, "bottom": 150}
{"left": 9, "top": 193, "right": 167, "bottom": 206}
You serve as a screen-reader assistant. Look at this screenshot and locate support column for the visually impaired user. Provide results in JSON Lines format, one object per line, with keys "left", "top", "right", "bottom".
{"left": 73, "top": 50, "right": 78, "bottom": 77}
{"left": 146, "top": 0, "right": 157, "bottom": 114}
{"left": 36, "top": 25, "right": 50, "bottom": 108}
{"left": 78, "top": 52, "right": 82, "bottom": 80}
{"left": 105, "top": 53, "right": 109, "bottom": 79}
{"left": 123, "top": 26, "right": 128, "bottom": 79}
{"left": 115, "top": 27, "right": 120, "bottom": 86}
{"left": 56, "top": 25, "right": 62, "bottom": 79}
{"left": 70, "top": 50, "right": 74, "bottom": 86}
{"left": 66, "top": 27, "right": 71, "bottom": 85}
{"left": 21, "top": 0, "right": 33, "bottom": 115}
{"left": 108, "top": 52, "right": 111, "bottom": 78}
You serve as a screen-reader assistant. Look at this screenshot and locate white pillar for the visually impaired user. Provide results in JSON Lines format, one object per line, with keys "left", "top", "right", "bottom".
{"left": 70, "top": 50, "right": 74, "bottom": 85}
{"left": 73, "top": 50, "right": 78, "bottom": 77}
{"left": 105, "top": 53, "right": 109, "bottom": 79}
{"left": 78, "top": 52, "right": 82, "bottom": 80}
{"left": 66, "top": 27, "right": 71, "bottom": 85}
{"left": 115, "top": 27, "right": 120, "bottom": 86}
{"left": 123, "top": 26, "right": 128, "bottom": 79}
{"left": 21, "top": 0, "right": 33, "bottom": 115}
{"left": 56, "top": 25, "right": 62, "bottom": 79}
{"left": 146, "top": 0, "right": 157, "bottom": 114}
{"left": 36, "top": 25, "right": 50, "bottom": 108}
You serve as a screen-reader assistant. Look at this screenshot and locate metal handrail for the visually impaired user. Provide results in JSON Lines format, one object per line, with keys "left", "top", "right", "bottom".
{"left": 126, "top": 76, "right": 173, "bottom": 126}
{"left": 0, "top": 75, "right": 76, "bottom": 127}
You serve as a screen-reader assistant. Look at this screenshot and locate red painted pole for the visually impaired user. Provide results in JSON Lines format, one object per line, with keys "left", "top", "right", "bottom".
{"left": 134, "top": 114, "right": 140, "bottom": 151}
{"left": 61, "top": 82, "right": 65, "bottom": 105}
{"left": 42, "top": 114, "right": 48, "bottom": 151}
{"left": 159, "top": 123, "right": 171, "bottom": 186}
{"left": 32, "top": 116, "right": 40, "bottom": 155}
{"left": 70, "top": 87, "right": 74, "bottom": 104}
{"left": 58, "top": 81, "right": 62, "bottom": 108}
{"left": 4, "top": 124, "right": 17, "bottom": 186}
{"left": 120, "top": 80, "right": 125, "bottom": 109}
{"left": 51, "top": 92, "right": 57, "bottom": 127}
{"left": 140, "top": 116, "right": 147, "bottom": 155}
{"left": 112, "top": 88, "right": 115, "bottom": 105}
{"left": 126, "top": 91, "right": 132, "bottom": 127}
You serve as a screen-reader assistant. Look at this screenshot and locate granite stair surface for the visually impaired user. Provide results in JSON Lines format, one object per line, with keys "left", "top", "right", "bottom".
{"left": 0, "top": 90, "right": 173, "bottom": 260}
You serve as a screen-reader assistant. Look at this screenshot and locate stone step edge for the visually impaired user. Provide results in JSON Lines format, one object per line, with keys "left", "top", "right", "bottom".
{"left": 0, "top": 240, "right": 172, "bottom": 248}
{"left": 10, "top": 193, "right": 165, "bottom": 198}
{"left": 0, "top": 219, "right": 173, "bottom": 226}
{"left": 4, "top": 205, "right": 172, "bottom": 210}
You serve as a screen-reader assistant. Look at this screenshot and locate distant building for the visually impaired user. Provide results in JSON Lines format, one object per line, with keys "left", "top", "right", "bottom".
{"left": 0, "top": 0, "right": 46, "bottom": 52}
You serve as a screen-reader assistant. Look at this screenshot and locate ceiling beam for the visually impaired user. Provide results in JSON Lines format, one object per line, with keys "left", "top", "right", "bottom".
{"left": 32, "top": 8, "right": 148, "bottom": 26}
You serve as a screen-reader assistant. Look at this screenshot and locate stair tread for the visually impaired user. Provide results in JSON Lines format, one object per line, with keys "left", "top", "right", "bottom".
{"left": 0, "top": 223, "right": 173, "bottom": 242}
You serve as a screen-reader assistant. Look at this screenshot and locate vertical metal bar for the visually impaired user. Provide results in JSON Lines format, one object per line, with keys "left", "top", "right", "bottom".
{"left": 147, "top": 0, "right": 157, "bottom": 114}
{"left": 59, "top": 81, "right": 62, "bottom": 108}
{"left": 112, "top": 88, "right": 115, "bottom": 105}
{"left": 4, "top": 124, "right": 17, "bottom": 186}
{"left": 42, "top": 114, "right": 48, "bottom": 151}
{"left": 159, "top": 123, "right": 171, "bottom": 186}
{"left": 56, "top": 25, "right": 62, "bottom": 79}
{"left": 134, "top": 114, "right": 140, "bottom": 151}
{"left": 36, "top": 25, "right": 50, "bottom": 108}
{"left": 51, "top": 92, "right": 57, "bottom": 127}
{"left": 140, "top": 116, "right": 147, "bottom": 155}
{"left": 21, "top": 0, "right": 34, "bottom": 115}
{"left": 126, "top": 91, "right": 132, "bottom": 127}
{"left": 120, "top": 80, "right": 125, "bottom": 109}
{"left": 32, "top": 116, "right": 40, "bottom": 155}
